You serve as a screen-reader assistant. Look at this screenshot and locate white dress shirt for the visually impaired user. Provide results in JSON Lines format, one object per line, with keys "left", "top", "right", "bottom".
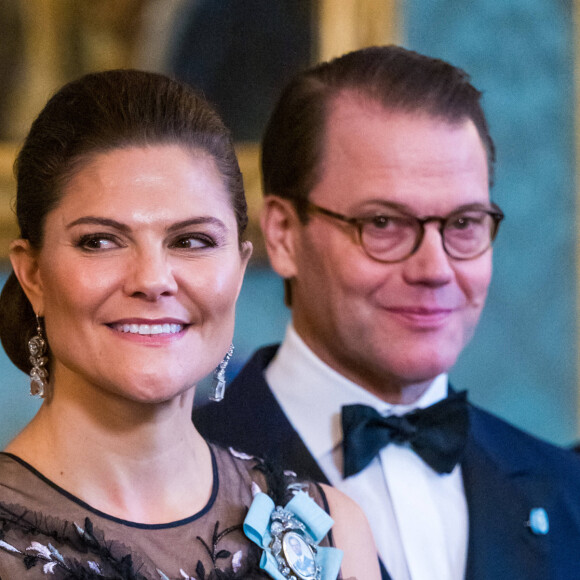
{"left": 265, "top": 325, "right": 468, "bottom": 580}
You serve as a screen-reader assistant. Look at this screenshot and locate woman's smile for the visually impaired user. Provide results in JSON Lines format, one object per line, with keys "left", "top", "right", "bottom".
{"left": 106, "top": 318, "right": 190, "bottom": 347}
{"left": 111, "top": 322, "right": 185, "bottom": 336}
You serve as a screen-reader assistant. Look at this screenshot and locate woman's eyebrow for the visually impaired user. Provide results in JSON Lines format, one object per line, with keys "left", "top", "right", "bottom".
{"left": 66, "top": 216, "right": 130, "bottom": 232}
{"left": 65, "top": 216, "right": 227, "bottom": 232}
{"left": 166, "top": 217, "right": 227, "bottom": 233}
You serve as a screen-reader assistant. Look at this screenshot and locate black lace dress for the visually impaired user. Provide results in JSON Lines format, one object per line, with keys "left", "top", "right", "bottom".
{"left": 0, "top": 444, "right": 333, "bottom": 579}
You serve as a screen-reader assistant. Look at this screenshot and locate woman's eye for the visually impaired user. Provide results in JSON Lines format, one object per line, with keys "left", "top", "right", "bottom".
{"left": 76, "top": 234, "right": 121, "bottom": 251}
{"left": 171, "top": 234, "right": 216, "bottom": 249}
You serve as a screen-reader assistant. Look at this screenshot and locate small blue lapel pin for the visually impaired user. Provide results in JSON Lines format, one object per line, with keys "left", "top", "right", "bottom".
{"left": 527, "top": 507, "right": 549, "bottom": 535}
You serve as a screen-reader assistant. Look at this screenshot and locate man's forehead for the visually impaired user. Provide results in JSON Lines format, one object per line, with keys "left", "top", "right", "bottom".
{"left": 326, "top": 91, "right": 467, "bottom": 137}
{"left": 322, "top": 90, "right": 492, "bottom": 185}
{"left": 310, "top": 96, "right": 490, "bottom": 215}
{"left": 322, "top": 97, "right": 485, "bottom": 167}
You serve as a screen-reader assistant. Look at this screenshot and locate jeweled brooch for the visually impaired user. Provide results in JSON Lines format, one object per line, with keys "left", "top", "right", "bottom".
{"left": 244, "top": 487, "right": 342, "bottom": 580}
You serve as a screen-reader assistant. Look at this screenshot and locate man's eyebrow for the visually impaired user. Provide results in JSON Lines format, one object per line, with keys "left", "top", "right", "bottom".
{"left": 448, "top": 202, "right": 498, "bottom": 213}
{"left": 358, "top": 200, "right": 497, "bottom": 214}
{"left": 66, "top": 216, "right": 227, "bottom": 232}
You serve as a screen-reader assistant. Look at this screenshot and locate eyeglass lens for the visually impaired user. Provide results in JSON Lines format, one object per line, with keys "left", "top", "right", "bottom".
{"left": 360, "top": 210, "right": 499, "bottom": 262}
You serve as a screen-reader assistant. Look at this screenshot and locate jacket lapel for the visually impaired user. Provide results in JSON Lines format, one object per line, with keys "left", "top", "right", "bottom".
{"left": 463, "top": 413, "right": 549, "bottom": 580}
{"left": 282, "top": 427, "right": 329, "bottom": 483}
{"left": 219, "top": 345, "right": 330, "bottom": 483}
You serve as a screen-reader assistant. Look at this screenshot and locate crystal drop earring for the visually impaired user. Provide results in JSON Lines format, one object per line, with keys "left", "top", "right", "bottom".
{"left": 209, "top": 344, "right": 234, "bottom": 402}
{"left": 28, "top": 315, "right": 48, "bottom": 398}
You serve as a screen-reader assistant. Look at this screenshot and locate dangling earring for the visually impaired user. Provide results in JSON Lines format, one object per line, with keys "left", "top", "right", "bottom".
{"left": 28, "top": 315, "right": 48, "bottom": 398}
{"left": 209, "top": 344, "right": 234, "bottom": 402}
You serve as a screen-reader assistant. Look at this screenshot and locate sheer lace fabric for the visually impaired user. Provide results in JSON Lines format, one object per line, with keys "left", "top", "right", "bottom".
{"left": 0, "top": 443, "right": 330, "bottom": 579}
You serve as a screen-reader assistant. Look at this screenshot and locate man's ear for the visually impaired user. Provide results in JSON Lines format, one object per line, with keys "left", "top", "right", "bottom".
{"left": 9, "top": 239, "right": 44, "bottom": 315}
{"left": 260, "top": 196, "right": 302, "bottom": 279}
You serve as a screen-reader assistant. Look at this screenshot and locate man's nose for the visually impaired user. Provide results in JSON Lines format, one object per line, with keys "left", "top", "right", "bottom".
{"left": 401, "top": 225, "right": 454, "bottom": 286}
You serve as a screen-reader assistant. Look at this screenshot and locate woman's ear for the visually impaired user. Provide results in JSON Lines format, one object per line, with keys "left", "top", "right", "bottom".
{"left": 240, "top": 240, "right": 253, "bottom": 265}
{"left": 233, "top": 240, "right": 253, "bottom": 299}
{"left": 9, "top": 239, "right": 44, "bottom": 315}
{"left": 260, "top": 196, "right": 301, "bottom": 279}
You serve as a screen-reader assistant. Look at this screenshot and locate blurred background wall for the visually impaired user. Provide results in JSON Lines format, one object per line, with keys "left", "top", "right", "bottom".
{"left": 0, "top": 0, "right": 577, "bottom": 447}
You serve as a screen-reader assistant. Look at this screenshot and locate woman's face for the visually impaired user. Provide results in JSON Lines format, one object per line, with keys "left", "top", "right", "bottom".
{"left": 19, "top": 145, "right": 251, "bottom": 404}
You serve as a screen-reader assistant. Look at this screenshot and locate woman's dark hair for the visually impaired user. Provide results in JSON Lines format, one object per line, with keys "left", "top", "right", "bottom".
{"left": 262, "top": 45, "right": 496, "bottom": 220}
{"left": 0, "top": 69, "right": 248, "bottom": 374}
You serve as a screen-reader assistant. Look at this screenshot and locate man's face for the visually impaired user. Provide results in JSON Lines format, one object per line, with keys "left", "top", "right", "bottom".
{"left": 263, "top": 94, "right": 493, "bottom": 402}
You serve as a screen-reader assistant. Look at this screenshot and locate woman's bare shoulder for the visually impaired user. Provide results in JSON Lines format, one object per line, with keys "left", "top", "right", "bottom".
{"left": 321, "top": 484, "right": 381, "bottom": 580}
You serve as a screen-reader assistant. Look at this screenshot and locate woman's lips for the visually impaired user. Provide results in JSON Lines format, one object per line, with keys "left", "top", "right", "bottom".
{"left": 111, "top": 322, "right": 184, "bottom": 335}
{"left": 106, "top": 319, "right": 189, "bottom": 338}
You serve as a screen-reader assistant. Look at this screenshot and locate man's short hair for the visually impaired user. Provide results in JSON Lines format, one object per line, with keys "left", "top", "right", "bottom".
{"left": 261, "top": 45, "right": 495, "bottom": 220}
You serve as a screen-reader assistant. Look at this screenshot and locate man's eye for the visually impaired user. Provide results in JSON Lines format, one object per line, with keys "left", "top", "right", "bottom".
{"left": 448, "top": 214, "right": 484, "bottom": 230}
{"left": 367, "top": 215, "right": 409, "bottom": 230}
{"left": 371, "top": 215, "right": 392, "bottom": 229}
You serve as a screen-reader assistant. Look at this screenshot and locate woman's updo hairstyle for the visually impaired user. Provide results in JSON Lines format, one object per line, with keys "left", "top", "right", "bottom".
{"left": 0, "top": 69, "right": 248, "bottom": 375}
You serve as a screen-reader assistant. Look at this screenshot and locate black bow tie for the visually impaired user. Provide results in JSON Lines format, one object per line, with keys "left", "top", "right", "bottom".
{"left": 341, "top": 391, "right": 469, "bottom": 478}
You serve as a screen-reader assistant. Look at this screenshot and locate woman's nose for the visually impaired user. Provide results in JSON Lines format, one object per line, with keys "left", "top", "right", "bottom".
{"left": 124, "top": 248, "right": 178, "bottom": 300}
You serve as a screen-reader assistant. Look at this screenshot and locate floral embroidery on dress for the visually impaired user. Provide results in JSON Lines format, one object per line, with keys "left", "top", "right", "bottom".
{"left": 191, "top": 521, "right": 247, "bottom": 579}
{"left": 0, "top": 504, "right": 264, "bottom": 579}
{"left": 0, "top": 503, "right": 149, "bottom": 578}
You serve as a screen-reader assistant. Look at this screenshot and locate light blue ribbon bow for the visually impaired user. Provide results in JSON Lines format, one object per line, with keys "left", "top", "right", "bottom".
{"left": 244, "top": 490, "right": 343, "bottom": 580}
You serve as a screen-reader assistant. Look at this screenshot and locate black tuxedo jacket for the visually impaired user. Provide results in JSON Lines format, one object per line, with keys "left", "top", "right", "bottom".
{"left": 194, "top": 345, "right": 580, "bottom": 580}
